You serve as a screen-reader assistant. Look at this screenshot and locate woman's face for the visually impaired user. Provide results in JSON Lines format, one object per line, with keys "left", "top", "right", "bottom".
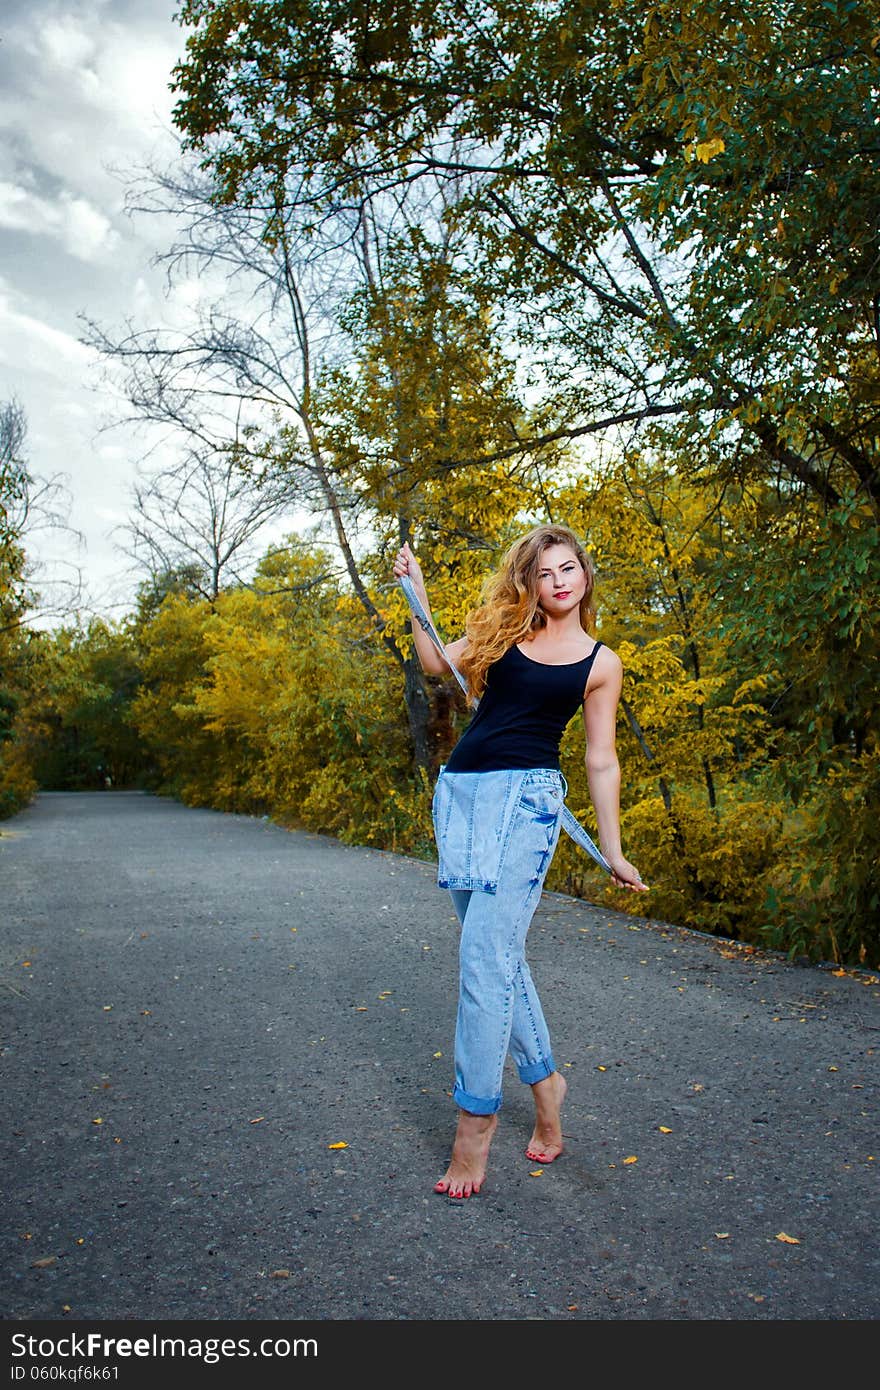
{"left": 535, "top": 543, "right": 587, "bottom": 614}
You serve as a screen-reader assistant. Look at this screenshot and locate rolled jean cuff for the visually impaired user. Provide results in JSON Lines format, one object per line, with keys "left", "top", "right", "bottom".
{"left": 517, "top": 1055, "right": 556, "bottom": 1085}
{"left": 452, "top": 1082, "right": 502, "bottom": 1115}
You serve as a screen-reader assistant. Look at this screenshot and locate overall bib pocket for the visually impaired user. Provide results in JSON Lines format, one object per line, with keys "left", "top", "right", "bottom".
{"left": 433, "top": 767, "right": 564, "bottom": 893}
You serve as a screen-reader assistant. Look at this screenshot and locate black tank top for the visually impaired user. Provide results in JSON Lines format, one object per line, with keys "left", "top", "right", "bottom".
{"left": 444, "top": 640, "right": 603, "bottom": 773}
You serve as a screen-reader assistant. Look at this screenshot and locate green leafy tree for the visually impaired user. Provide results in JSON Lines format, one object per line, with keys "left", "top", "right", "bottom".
{"left": 172, "top": 0, "right": 880, "bottom": 511}
{"left": 28, "top": 620, "right": 145, "bottom": 791}
{"left": 315, "top": 214, "right": 566, "bottom": 772}
{"left": 715, "top": 494, "right": 878, "bottom": 964}
{"left": 169, "top": 0, "right": 879, "bottom": 962}
{"left": 542, "top": 460, "right": 782, "bottom": 937}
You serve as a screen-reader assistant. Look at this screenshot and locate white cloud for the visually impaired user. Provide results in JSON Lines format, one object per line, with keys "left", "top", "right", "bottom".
{"left": 63, "top": 193, "right": 120, "bottom": 261}
{"left": 0, "top": 180, "right": 119, "bottom": 261}
{"left": 48, "top": 398, "right": 92, "bottom": 422}
{"left": 40, "top": 13, "right": 99, "bottom": 71}
{"left": 0, "top": 181, "right": 50, "bottom": 235}
{"left": 0, "top": 279, "right": 96, "bottom": 373}
{"left": 0, "top": 1, "right": 182, "bottom": 209}
{"left": 0, "top": 2, "right": 262, "bottom": 619}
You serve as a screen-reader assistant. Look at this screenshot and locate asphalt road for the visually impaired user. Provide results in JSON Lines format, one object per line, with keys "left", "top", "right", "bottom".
{"left": 1, "top": 791, "right": 878, "bottom": 1324}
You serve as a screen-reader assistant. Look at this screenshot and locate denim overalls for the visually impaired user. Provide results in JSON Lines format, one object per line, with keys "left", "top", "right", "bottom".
{"left": 398, "top": 572, "right": 606, "bottom": 1114}
{"left": 432, "top": 765, "right": 567, "bottom": 1114}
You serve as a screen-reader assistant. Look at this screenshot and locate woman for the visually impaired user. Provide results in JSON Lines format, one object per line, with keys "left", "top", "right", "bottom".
{"left": 393, "top": 524, "right": 647, "bottom": 1199}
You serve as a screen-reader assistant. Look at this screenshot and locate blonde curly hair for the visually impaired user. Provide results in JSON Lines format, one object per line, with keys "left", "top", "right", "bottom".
{"left": 459, "top": 524, "right": 596, "bottom": 704}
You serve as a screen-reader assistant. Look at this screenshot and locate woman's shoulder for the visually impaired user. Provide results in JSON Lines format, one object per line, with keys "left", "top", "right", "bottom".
{"left": 592, "top": 639, "right": 621, "bottom": 669}
{"left": 583, "top": 640, "right": 622, "bottom": 700}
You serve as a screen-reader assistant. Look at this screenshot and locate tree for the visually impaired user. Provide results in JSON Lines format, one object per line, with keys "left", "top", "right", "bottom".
{"left": 713, "top": 492, "right": 878, "bottom": 964}
{"left": 315, "top": 206, "right": 569, "bottom": 770}
{"left": 1, "top": 401, "right": 45, "bottom": 814}
{"left": 546, "top": 459, "right": 783, "bottom": 938}
{"left": 1, "top": 397, "right": 80, "bottom": 630}
{"left": 125, "top": 537, "right": 430, "bottom": 849}
{"left": 122, "top": 441, "right": 307, "bottom": 603}
{"left": 1, "top": 398, "right": 35, "bottom": 634}
{"left": 86, "top": 159, "right": 566, "bottom": 779}
{"left": 82, "top": 163, "right": 420, "bottom": 752}
{"left": 169, "top": 0, "right": 879, "bottom": 962}
{"left": 1, "top": 399, "right": 28, "bottom": 541}
{"left": 127, "top": 589, "right": 217, "bottom": 800}
{"left": 28, "top": 620, "right": 145, "bottom": 791}
{"left": 172, "top": 0, "right": 880, "bottom": 512}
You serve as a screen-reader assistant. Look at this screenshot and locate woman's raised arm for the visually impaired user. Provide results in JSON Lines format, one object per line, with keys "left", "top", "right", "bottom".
{"left": 393, "top": 542, "right": 468, "bottom": 677}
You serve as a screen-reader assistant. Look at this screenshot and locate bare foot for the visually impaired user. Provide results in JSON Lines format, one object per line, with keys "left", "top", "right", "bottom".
{"left": 434, "top": 1111, "right": 498, "bottom": 1198}
{"left": 525, "top": 1070, "right": 567, "bottom": 1163}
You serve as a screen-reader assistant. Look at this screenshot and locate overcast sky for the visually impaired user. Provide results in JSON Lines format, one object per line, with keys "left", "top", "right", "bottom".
{"left": 0, "top": 0, "right": 261, "bottom": 624}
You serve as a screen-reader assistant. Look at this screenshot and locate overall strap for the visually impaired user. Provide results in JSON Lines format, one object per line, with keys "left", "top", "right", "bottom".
{"left": 399, "top": 574, "right": 471, "bottom": 702}
{"left": 397, "top": 574, "right": 612, "bottom": 875}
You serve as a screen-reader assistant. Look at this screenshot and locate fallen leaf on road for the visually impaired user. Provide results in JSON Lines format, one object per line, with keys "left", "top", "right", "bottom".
{"left": 328, "top": 1142, "right": 348, "bottom": 1150}
{"left": 659, "top": 1126, "right": 672, "bottom": 1133}
{"left": 715, "top": 1233, "right": 730, "bottom": 1240}
{"left": 433, "top": 1051, "right": 442, "bottom": 1058}
{"left": 529, "top": 1169, "right": 543, "bottom": 1176}
{"left": 91, "top": 1118, "right": 104, "bottom": 1126}
{"left": 776, "top": 1232, "right": 800, "bottom": 1244}
{"left": 250, "top": 1116, "right": 265, "bottom": 1124}
{"left": 623, "top": 1155, "right": 638, "bottom": 1165}
{"left": 269, "top": 1269, "right": 290, "bottom": 1279}
{"left": 32, "top": 1257, "right": 56, "bottom": 1268}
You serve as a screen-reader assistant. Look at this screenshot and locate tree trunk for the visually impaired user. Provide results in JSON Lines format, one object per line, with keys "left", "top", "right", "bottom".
{"left": 403, "top": 653, "right": 431, "bottom": 776}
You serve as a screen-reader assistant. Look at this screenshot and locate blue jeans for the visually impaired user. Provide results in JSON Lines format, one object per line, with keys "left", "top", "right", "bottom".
{"left": 433, "top": 768, "right": 566, "bottom": 1114}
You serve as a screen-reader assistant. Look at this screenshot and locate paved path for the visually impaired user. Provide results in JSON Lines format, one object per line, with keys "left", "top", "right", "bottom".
{"left": 1, "top": 792, "right": 877, "bottom": 1322}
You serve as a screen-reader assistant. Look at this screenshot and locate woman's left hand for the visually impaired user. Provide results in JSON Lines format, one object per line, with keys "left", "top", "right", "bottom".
{"left": 606, "top": 854, "right": 649, "bottom": 892}
{"left": 392, "top": 541, "right": 426, "bottom": 594}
